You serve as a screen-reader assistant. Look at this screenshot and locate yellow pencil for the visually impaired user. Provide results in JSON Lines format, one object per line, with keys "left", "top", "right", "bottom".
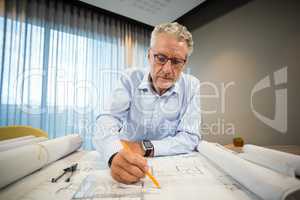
{"left": 120, "top": 141, "right": 161, "bottom": 188}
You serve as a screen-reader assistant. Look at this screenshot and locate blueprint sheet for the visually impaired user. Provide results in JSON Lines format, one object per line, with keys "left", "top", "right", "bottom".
{"left": 73, "top": 153, "right": 260, "bottom": 200}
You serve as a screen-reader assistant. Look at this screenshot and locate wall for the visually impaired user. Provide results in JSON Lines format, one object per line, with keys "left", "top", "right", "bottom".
{"left": 184, "top": 0, "right": 300, "bottom": 145}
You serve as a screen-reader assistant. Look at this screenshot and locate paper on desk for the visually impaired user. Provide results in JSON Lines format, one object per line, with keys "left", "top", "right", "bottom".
{"left": 0, "top": 151, "right": 102, "bottom": 200}
{"left": 74, "top": 171, "right": 144, "bottom": 199}
{"left": 0, "top": 137, "right": 48, "bottom": 152}
{"left": 197, "top": 141, "right": 300, "bottom": 200}
{"left": 239, "top": 144, "right": 300, "bottom": 177}
{"left": 0, "top": 135, "right": 35, "bottom": 145}
{"left": 73, "top": 153, "right": 258, "bottom": 200}
{"left": 0, "top": 134, "right": 82, "bottom": 189}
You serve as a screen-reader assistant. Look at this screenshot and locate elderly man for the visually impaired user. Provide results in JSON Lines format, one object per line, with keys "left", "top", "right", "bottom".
{"left": 93, "top": 22, "right": 201, "bottom": 184}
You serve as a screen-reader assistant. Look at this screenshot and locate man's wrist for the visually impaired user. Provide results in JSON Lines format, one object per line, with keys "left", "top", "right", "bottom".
{"left": 139, "top": 142, "right": 146, "bottom": 156}
{"left": 120, "top": 140, "right": 145, "bottom": 156}
{"left": 108, "top": 152, "right": 118, "bottom": 168}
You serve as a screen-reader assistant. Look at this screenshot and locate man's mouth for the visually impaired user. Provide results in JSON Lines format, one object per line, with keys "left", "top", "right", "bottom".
{"left": 158, "top": 77, "right": 173, "bottom": 81}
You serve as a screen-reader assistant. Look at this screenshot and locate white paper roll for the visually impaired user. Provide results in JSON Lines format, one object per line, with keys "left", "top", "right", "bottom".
{"left": 240, "top": 144, "right": 300, "bottom": 177}
{"left": 0, "top": 137, "right": 48, "bottom": 152}
{"left": 41, "top": 134, "right": 83, "bottom": 164}
{"left": 0, "top": 134, "right": 82, "bottom": 189}
{"left": 197, "top": 141, "right": 300, "bottom": 200}
{"left": 0, "top": 135, "right": 35, "bottom": 145}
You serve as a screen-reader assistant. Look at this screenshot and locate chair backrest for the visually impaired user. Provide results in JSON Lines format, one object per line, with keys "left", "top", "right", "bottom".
{"left": 0, "top": 126, "right": 48, "bottom": 141}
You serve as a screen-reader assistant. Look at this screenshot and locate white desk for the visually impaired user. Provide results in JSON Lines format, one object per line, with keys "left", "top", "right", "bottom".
{"left": 1, "top": 146, "right": 300, "bottom": 200}
{"left": 0, "top": 151, "right": 105, "bottom": 200}
{"left": 0, "top": 151, "right": 260, "bottom": 200}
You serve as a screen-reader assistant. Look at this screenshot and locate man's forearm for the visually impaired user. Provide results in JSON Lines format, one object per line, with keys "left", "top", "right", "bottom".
{"left": 120, "top": 140, "right": 145, "bottom": 156}
{"left": 151, "top": 131, "right": 200, "bottom": 156}
{"left": 93, "top": 115, "right": 123, "bottom": 165}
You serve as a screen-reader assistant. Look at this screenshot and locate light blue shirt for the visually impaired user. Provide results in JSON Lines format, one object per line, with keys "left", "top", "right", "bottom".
{"left": 93, "top": 68, "right": 201, "bottom": 164}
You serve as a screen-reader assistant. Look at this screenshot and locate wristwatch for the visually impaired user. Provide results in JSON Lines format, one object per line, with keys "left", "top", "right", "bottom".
{"left": 142, "top": 140, "right": 154, "bottom": 157}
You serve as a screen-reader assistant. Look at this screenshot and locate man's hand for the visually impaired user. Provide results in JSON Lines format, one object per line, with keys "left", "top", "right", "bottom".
{"left": 111, "top": 149, "right": 149, "bottom": 184}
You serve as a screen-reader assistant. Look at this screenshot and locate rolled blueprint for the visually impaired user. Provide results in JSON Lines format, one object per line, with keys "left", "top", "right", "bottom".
{"left": 0, "top": 135, "right": 35, "bottom": 145}
{"left": 240, "top": 144, "right": 300, "bottom": 177}
{"left": 0, "top": 137, "right": 48, "bottom": 152}
{"left": 41, "top": 134, "right": 82, "bottom": 163}
{"left": 0, "top": 134, "right": 82, "bottom": 189}
{"left": 197, "top": 141, "right": 300, "bottom": 200}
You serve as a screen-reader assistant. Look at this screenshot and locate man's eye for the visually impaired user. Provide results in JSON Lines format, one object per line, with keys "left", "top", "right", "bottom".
{"left": 157, "top": 55, "right": 167, "bottom": 62}
{"left": 172, "top": 59, "right": 182, "bottom": 65}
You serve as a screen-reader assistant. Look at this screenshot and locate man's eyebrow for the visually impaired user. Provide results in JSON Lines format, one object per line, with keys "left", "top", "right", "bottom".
{"left": 156, "top": 53, "right": 186, "bottom": 61}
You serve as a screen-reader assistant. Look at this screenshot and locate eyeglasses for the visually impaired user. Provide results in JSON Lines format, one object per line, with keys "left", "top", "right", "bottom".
{"left": 153, "top": 53, "right": 186, "bottom": 70}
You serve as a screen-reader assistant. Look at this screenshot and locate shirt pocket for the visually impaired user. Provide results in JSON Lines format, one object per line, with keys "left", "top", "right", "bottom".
{"left": 159, "top": 95, "right": 181, "bottom": 121}
{"left": 132, "top": 92, "right": 156, "bottom": 116}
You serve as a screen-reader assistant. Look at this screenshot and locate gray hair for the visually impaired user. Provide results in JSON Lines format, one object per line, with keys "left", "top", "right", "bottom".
{"left": 150, "top": 22, "right": 193, "bottom": 56}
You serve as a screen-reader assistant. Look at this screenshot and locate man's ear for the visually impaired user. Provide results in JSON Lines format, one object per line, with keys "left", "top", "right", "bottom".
{"left": 180, "top": 63, "right": 186, "bottom": 72}
{"left": 182, "top": 57, "right": 189, "bottom": 71}
{"left": 147, "top": 48, "right": 151, "bottom": 60}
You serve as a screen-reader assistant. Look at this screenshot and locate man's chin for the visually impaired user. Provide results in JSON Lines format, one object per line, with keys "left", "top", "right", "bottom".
{"left": 156, "top": 81, "right": 173, "bottom": 91}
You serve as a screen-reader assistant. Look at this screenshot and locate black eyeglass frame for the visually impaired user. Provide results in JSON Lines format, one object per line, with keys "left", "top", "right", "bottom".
{"left": 152, "top": 53, "right": 187, "bottom": 69}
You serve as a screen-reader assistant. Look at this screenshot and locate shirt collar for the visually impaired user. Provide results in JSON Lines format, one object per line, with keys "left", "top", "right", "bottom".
{"left": 138, "top": 71, "right": 151, "bottom": 91}
{"left": 171, "top": 80, "right": 180, "bottom": 94}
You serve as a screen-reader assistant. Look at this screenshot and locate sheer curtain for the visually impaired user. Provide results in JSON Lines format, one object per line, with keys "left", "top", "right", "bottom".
{"left": 0, "top": 0, "right": 151, "bottom": 149}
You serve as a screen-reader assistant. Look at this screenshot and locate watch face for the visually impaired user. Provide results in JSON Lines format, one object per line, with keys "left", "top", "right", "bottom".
{"left": 143, "top": 140, "right": 153, "bottom": 149}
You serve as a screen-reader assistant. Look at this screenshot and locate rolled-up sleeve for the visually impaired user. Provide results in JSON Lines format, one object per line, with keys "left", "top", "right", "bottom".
{"left": 93, "top": 115, "right": 123, "bottom": 165}
{"left": 92, "top": 72, "right": 132, "bottom": 164}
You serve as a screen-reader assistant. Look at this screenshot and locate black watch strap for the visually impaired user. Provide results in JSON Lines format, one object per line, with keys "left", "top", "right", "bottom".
{"left": 144, "top": 149, "right": 152, "bottom": 157}
{"left": 108, "top": 152, "right": 118, "bottom": 168}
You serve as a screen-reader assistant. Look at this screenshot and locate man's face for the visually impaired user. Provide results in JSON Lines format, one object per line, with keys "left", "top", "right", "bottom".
{"left": 148, "top": 33, "right": 189, "bottom": 94}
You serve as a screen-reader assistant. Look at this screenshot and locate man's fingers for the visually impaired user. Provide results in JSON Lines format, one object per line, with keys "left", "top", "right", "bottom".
{"left": 119, "top": 149, "right": 148, "bottom": 172}
{"left": 118, "top": 158, "right": 145, "bottom": 178}
{"left": 112, "top": 165, "right": 139, "bottom": 184}
{"left": 116, "top": 151, "right": 146, "bottom": 178}
{"left": 111, "top": 152, "right": 146, "bottom": 184}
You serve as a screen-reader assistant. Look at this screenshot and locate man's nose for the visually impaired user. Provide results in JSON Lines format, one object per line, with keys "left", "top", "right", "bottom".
{"left": 162, "top": 60, "right": 173, "bottom": 73}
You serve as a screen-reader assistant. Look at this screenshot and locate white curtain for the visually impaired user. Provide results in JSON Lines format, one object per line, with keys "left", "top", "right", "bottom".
{"left": 0, "top": 0, "right": 151, "bottom": 149}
